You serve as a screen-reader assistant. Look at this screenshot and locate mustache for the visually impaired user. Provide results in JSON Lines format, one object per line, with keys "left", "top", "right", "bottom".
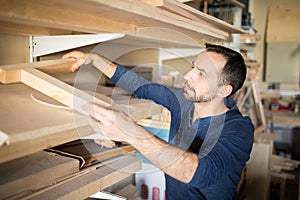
{"left": 183, "top": 81, "right": 192, "bottom": 90}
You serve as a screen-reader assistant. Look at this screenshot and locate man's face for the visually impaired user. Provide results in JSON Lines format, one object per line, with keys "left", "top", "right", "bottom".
{"left": 183, "top": 51, "right": 226, "bottom": 103}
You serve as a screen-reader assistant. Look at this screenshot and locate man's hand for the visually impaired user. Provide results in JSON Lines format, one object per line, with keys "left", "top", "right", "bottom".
{"left": 63, "top": 51, "right": 116, "bottom": 78}
{"left": 83, "top": 103, "right": 147, "bottom": 143}
{"left": 83, "top": 103, "right": 198, "bottom": 183}
{"left": 63, "top": 51, "right": 96, "bottom": 72}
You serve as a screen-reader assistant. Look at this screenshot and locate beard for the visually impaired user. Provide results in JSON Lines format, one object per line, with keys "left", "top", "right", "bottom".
{"left": 183, "top": 81, "right": 216, "bottom": 103}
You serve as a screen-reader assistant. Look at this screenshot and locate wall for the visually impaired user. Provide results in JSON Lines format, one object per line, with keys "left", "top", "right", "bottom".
{"left": 250, "top": 0, "right": 300, "bottom": 89}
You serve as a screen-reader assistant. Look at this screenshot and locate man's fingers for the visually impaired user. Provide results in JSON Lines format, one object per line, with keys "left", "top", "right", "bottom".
{"left": 82, "top": 103, "right": 113, "bottom": 124}
{"left": 71, "top": 58, "right": 85, "bottom": 72}
{"left": 62, "top": 51, "right": 88, "bottom": 72}
{"left": 62, "top": 50, "right": 84, "bottom": 59}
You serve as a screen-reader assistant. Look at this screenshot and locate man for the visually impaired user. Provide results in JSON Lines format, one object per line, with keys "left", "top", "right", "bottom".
{"left": 63, "top": 43, "right": 254, "bottom": 199}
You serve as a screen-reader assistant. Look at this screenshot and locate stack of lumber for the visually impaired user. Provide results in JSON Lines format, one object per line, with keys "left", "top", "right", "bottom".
{"left": 0, "top": 141, "right": 140, "bottom": 199}
{"left": 0, "top": 0, "right": 244, "bottom": 43}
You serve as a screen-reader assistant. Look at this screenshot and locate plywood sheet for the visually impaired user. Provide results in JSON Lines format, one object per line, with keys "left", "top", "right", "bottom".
{"left": 0, "top": 151, "right": 79, "bottom": 199}
{"left": 0, "top": 84, "right": 94, "bottom": 163}
{"left": 267, "top": 5, "right": 300, "bottom": 42}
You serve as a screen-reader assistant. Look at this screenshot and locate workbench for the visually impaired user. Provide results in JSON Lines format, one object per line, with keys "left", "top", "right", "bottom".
{"left": 0, "top": 0, "right": 244, "bottom": 198}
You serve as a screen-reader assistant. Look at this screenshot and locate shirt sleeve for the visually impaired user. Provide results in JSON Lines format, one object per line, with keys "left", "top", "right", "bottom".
{"left": 188, "top": 118, "right": 254, "bottom": 189}
{"left": 110, "top": 64, "right": 184, "bottom": 112}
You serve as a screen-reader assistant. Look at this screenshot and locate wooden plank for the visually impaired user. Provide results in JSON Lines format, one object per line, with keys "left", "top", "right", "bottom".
{"left": 251, "top": 80, "right": 266, "bottom": 126}
{"left": 0, "top": 0, "right": 238, "bottom": 41}
{"left": 0, "top": 127, "right": 88, "bottom": 164}
{"left": 245, "top": 142, "right": 272, "bottom": 199}
{"left": 267, "top": 5, "right": 300, "bottom": 42}
{"left": 0, "top": 58, "right": 75, "bottom": 84}
{"left": 21, "top": 68, "right": 111, "bottom": 115}
{"left": 141, "top": 0, "right": 245, "bottom": 34}
{"left": 28, "top": 155, "right": 141, "bottom": 200}
{"left": 271, "top": 111, "right": 300, "bottom": 127}
{"left": 0, "top": 151, "right": 79, "bottom": 199}
{"left": 115, "top": 98, "right": 163, "bottom": 121}
{"left": 228, "top": 0, "right": 245, "bottom": 8}
{"left": 0, "top": 20, "right": 73, "bottom": 36}
{"left": 0, "top": 0, "right": 133, "bottom": 35}
{"left": 116, "top": 184, "right": 138, "bottom": 200}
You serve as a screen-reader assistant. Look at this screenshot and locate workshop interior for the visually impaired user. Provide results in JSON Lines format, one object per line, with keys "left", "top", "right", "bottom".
{"left": 0, "top": 0, "right": 299, "bottom": 199}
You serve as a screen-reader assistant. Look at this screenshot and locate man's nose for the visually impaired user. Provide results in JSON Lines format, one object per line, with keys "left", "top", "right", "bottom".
{"left": 184, "top": 69, "right": 193, "bottom": 81}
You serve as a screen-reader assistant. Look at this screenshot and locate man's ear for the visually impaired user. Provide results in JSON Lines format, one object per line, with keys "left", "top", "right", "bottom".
{"left": 219, "top": 84, "right": 233, "bottom": 98}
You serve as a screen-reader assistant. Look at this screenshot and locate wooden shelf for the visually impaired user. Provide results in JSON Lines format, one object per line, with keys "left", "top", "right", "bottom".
{"left": 240, "top": 34, "right": 261, "bottom": 45}
{"left": 0, "top": 0, "right": 245, "bottom": 43}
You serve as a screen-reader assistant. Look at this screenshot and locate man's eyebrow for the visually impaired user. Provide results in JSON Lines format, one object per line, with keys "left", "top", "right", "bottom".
{"left": 192, "top": 61, "right": 208, "bottom": 75}
{"left": 198, "top": 68, "right": 208, "bottom": 75}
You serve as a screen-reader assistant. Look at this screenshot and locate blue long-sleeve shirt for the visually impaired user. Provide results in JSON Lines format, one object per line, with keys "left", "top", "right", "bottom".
{"left": 110, "top": 64, "right": 254, "bottom": 200}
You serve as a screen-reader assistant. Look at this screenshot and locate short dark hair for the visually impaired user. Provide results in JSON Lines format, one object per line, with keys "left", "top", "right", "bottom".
{"left": 205, "top": 43, "right": 246, "bottom": 96}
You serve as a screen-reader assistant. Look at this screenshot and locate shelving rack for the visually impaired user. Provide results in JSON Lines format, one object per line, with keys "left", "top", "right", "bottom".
{"left": 0, "top": 0, "right": 244, "bottom": 199}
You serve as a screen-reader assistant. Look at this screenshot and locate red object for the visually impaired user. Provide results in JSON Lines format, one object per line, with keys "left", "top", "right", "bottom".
{"left": 152, "top": 187, "right": 160, "bottom": 200}
{"left": 141, "top": 184, "right": 149, "bottom": 199}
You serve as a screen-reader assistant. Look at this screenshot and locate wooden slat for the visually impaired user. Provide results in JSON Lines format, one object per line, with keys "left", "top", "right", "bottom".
{"left": 266, "top": 5, "right": 300, "bottom": 42}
